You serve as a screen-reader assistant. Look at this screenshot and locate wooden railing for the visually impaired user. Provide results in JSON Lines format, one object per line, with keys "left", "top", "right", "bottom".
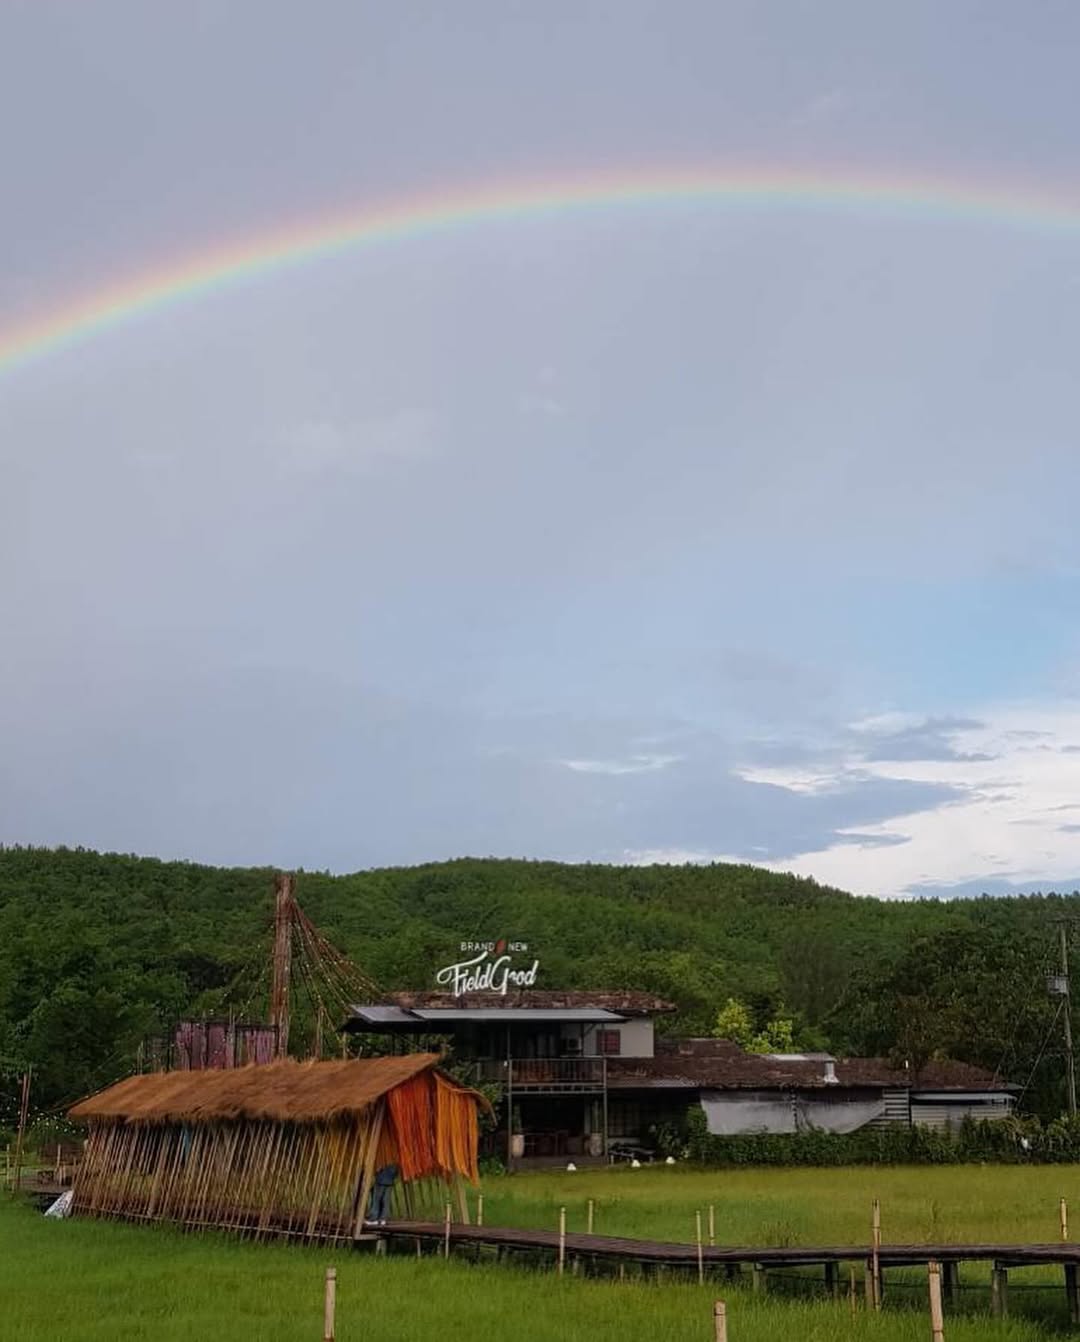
{"left": 472, "top": 1058, "right": 606, "bottom": 1091}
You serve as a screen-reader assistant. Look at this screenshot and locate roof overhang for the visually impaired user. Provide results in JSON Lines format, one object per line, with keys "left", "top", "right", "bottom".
{"left": 342, "top": 1004, "right": 628, "bottom": 1032}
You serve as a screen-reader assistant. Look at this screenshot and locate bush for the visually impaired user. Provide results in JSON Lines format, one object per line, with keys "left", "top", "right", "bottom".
{"left": 683, "top": 1105, "right": 1069, "bottom": 1166}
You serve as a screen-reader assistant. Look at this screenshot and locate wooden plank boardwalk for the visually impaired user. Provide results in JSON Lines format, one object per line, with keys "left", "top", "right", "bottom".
{"left": 379, "top": 1219, "right": 1080, "bottom": 1323}
{"left": 382, "top": 1218, "right": 1080, "bottom": 1268}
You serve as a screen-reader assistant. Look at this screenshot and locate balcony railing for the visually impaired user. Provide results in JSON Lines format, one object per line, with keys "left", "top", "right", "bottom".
{"left": 472, "top": 1057, "right": 607, "bottom": 1092}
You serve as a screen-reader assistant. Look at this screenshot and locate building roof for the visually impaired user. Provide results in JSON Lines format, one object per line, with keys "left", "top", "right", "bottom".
{"left": 607, "top": 1039, "right": 1014, "bottom": 1093}
{"left": 343, "top": 990, "right": 675, "bottom": 1031}
{"left": 68, "top": 1053, "right": 476, "bottom": 1124}
{"left": 384, "top": 990, "right": 676, "bottom": 1015}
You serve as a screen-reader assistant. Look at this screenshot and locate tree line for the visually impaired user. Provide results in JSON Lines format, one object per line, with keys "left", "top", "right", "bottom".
{"left": 1, "top": 845, "right": 1076, "bottom": 1124}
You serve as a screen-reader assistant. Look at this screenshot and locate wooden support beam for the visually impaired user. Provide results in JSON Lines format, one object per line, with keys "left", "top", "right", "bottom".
{"left": 752, "top": 1264, "right": 767, "bottom": 1294}
{"left": 824, "top": 1260, "right": 839, "bottom": 1300}
{"left": 991, "top": 1262, "right": 1008, "bottom": 1317}
{"left": 1066, "top": 1263, "right": 1080, "bottom": 1326}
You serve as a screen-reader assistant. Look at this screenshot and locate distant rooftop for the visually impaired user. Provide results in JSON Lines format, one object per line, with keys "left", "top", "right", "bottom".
{"left": 342, "top": 989, "right": 676, "bottom": 1033}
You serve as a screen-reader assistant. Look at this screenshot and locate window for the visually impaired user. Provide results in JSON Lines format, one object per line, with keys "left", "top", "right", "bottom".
{"left": 608, "top": 1100, "right": 639, "bottom": 1138}
{"left": 596, "top": 1028, "right": 621, "bottom": 1056}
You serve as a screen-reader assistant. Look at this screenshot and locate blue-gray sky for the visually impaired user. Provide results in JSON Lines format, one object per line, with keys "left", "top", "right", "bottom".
{"left": 3, "top": 1, "right": 1080, "bottom": 897}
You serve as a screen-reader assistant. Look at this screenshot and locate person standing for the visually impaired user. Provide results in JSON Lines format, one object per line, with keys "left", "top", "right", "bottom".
{"left": 367, "top": 1162, "right": 398, "bottom": 1225}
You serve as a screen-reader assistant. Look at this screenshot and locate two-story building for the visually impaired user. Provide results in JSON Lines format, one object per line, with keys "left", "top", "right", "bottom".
{"left": 342, "top": 987, "right": 1016, "bottom": 1164}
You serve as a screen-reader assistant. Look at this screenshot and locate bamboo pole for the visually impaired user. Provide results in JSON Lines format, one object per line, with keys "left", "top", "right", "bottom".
{"left": 558, "top": 1206, "right": 566, "bottom": 1276}
{"left": 323, "top": 1266, "right": 337, "bottom": 1342}
{"left": 708, "top": 1203, "right": 715, "bottom": 1247}
{"left": 713, "top": 1300, "right": 727, "bottom": 1342}
{"left": 1062, "top": 1196, "right": 1069, "bottom": 1242}
{"left": 696, "top": 1210, "right": 705, "bottom": 1285}
{"left": 444, "top": 1202, "right": 452, "bottom": 1259}
{"left": 477, "top": 1193, "right": 484, "bottom": 1227}
{"left": 352, "top": 1104, "right": 385, "bottom": 1239}
{"left": 587, "top": 1198, "right": 594, "bottom": 1234}
{"left": 928, "top": 1260, "right": 945, "bottom": 1342}
{"left": 12, "top": 1069, "right": 31, "bottom": 1195}
{"left": 871, "top": 1198, "right": 882, "bottom": 1310}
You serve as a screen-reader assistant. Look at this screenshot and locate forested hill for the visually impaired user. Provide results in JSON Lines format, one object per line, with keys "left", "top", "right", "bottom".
{"left": 2, "top": 845, "right": 1078, "bottom": 1117}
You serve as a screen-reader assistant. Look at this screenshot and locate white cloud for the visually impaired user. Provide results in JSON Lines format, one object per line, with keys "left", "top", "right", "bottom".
{"left": 742, "top": 704, "right": 1080, "bottom": 897}
{"left": 278, "top": 408, "right": 437, "bottom": 476}
{"left": 560, "top": 753, "right": 682, "bottom": 776}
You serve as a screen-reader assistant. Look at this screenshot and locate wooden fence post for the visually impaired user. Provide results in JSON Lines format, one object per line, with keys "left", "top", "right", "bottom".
{"left": 696, "top": 1210, "right": 704, "bottom": 1285}
{"left": 713, "top": 1299, "right": 727, "bottom": 1342}
{"left": 587, "top": 1198, "right": 594, "bottom": 1234}
{"left": 477, "top": 1193, "right": 484, "bottom": 1227}
{"left": 444, "top": 1202, "right": 452, "bottom": 1259}
{"left": 558, "top": 1206, "right": 566, "bottom": 1276}
{"left": 1062, "top": 1196, "right": 1069, "bottom": 1242}
{"left": 1065, "top": 1263, "right": 1080, "bottom": 1325}
{"left": 849, "top": 1265, "right": 857, "bottom": 1316}
{"left": 708, "top": 1204, "right": 715, "bottom": 1247}
{"left": 928, "top": 1260, "right": 944, "bottom": 1342}
{"left": 323, "top": 1267, "right": 336, "bottom": 1342}
{"left": 871, "top": 1198, "right": 882, "bottom": 1310}
{"left": 991, "top": 1263, "right": 1008, "bottom": 1318}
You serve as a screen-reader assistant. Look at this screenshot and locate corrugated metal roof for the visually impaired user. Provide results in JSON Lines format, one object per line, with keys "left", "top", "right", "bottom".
{"left": 411, "top": 1007, "right": 626, "bottom": 1023}
{"left": 348, "top": 1005, "right": 419, "bottom": 1025}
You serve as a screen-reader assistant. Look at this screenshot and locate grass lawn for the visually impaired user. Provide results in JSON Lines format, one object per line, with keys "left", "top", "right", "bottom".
{"left": 5, "top": 1164, "right": 1080, "bottom": 1341}
{"left": 473, "top": 1163, "right": 1080, "bottom": 1246}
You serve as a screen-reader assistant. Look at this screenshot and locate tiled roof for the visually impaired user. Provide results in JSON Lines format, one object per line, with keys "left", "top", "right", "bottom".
{"left": 608, "top": 1038, "right": 1011, "bottom": 1092}
{"left": 383, "top": 990, "right": 676, "bottom": 1016}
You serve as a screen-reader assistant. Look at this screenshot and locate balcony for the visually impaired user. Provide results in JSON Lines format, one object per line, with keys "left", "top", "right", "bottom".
{"left": 472, "top": 1057, "right": 607, "bottom": 1093}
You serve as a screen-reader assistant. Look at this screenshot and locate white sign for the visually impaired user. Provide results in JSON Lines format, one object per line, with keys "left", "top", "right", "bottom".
{"left": 436, "top": 940, "right": 539, "bottom": 996}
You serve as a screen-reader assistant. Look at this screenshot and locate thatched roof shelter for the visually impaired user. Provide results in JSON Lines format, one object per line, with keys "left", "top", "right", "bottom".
{"left": 68, "top": 1054, "right": 488, "bottom": 1242}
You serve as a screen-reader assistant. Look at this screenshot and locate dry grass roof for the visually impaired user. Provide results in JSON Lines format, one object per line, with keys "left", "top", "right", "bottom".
{"left": 68, "top": 1053, "right": 464, "bottom": 1125}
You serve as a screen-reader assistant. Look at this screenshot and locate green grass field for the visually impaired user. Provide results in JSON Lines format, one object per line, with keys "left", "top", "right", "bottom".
{"left": 6, "top": 1164, "right": 1080, "bottom": 1341}
{"left": 475, "top": 1163, "right": 1080, "bottom": 1246}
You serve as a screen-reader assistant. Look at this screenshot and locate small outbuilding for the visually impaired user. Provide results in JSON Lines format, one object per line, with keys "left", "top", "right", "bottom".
{"left": 68, "top": 1053, "right": 487, "bottom": 1241}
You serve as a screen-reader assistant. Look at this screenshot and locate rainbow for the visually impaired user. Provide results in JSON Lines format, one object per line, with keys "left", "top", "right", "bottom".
{"left": 3, "top": 164, "right": 1080, "bottom": 379}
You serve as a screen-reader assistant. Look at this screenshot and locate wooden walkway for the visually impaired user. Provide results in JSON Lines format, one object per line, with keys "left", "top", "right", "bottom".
{"left": 379, "top": 1220, "right": 1080, "bottom": 1322}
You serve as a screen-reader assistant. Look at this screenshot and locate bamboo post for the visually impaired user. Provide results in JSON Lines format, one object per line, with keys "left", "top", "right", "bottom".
{"left": 928, "top": 1260, "right": 944, "bottom": 1342}
{"left": 708, "top": 1203, "right": 715, "bottom": 1247}
{"left": 713, "top": 1299, "right": 727, "bottom": 1342}
{"left": 12, "top": 1069, "right": 31, "bottom": 1195}
{"left": 991, "top": 1262, "right": 1008, "bottom": 1318}
{"left": 477, "top": 1193, "right": 484, "bottom": 1227}
{"left": 696, "top": 1210, "right": 704, "bottom": 1285}
{"left": 1062, "top": 1196, "right": 1069, "bottom": 1242}
{"left": 558, "top": 1206, "right": 566, "bottom": 1276}
{"left": 444, "top": 1202, "right": 452, "bottom": 1259}
{"left": 323, "top": 1266, "right": 336, "bottom": 1342}
{"left": 587, "top": 1198, "right": 594, "bottom": 1234}
{"left": 871, "top": 1198, "right": 882, "bottom": 1310}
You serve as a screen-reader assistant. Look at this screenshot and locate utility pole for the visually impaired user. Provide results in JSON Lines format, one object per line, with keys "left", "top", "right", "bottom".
{"left": 1061, "top": 922, "right": 1078, "bottom": 1117}
{"left": 270, "top": 872, "right": 295, "bottom": 1060}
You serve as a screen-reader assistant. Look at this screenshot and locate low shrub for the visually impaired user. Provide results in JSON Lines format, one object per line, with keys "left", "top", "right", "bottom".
{"left": 682, "top": 1104, "right": 1075, "bottom": 1165}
